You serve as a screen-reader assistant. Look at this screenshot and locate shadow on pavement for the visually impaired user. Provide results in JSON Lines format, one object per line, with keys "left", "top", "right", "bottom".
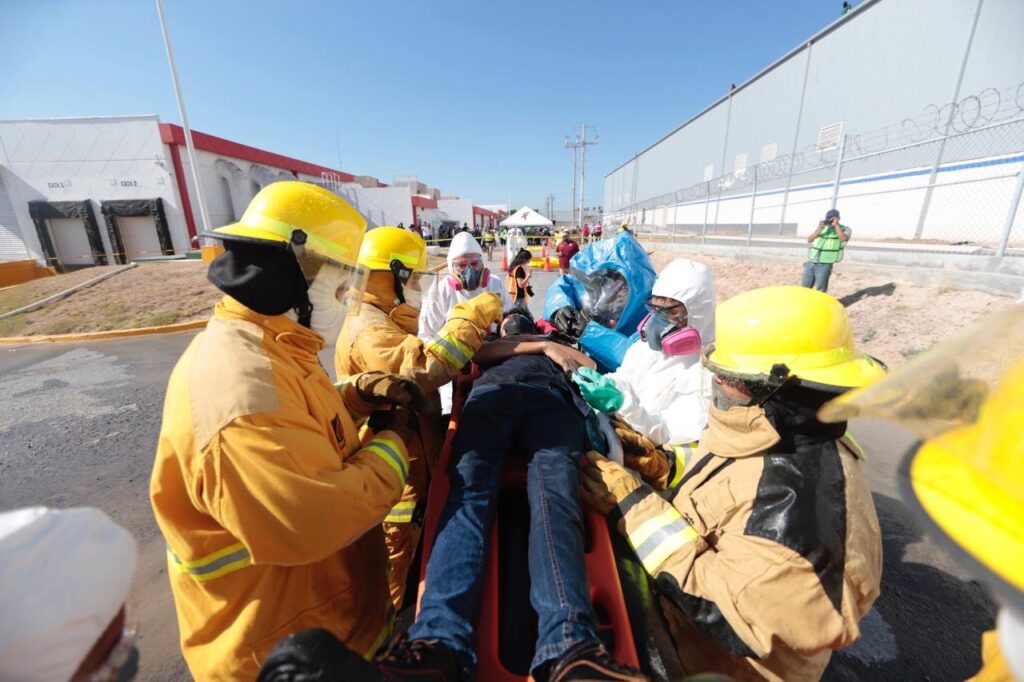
{"left": 837, "top": 282, "right": 896, "bottom": 307}
{"left": 824, "top": 492, "right": 996, "bottom": 681}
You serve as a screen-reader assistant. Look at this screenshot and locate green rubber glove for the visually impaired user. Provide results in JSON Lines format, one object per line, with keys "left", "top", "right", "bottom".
{"left": 572, "top": 366, "right": 624, "bottom": 414}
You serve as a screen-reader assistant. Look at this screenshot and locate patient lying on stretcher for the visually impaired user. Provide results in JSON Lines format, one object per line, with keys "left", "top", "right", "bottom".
{"left": 257, "top": 310, "right": 647, "bottom": 681}
{"left": 367, "top": 308, "right": 646, "bottom": 681}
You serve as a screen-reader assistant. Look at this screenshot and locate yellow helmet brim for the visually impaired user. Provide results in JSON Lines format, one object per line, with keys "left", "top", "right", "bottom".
{"left": 904, "top": 431, "right": 1024, "bottom": 609}
{"left": 705, "top": 345, "right": 887, "bottom": 390}
{"left": 208, "top": 223, "right": 290, "bottom": 246}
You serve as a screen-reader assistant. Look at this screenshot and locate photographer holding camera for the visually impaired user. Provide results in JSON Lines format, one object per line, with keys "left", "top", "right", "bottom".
{"left": 802, "top": 208, "right": 851, "bottom": 293}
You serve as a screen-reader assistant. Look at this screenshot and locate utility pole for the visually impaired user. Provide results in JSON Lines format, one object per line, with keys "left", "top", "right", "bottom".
{"left": 565, "top": 134, "right": 580, "bottom": 229}
{"left": 577, "top": 124, "right": 599, "bottom": 230}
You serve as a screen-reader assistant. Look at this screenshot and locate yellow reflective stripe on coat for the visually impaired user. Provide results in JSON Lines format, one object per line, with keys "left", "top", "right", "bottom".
{"left": 365, "top": 438, "right": 408, "bottom": 485}
{"left": 168, "top": 542, "right": 252, "bottom": 582}
{"left": 843, "top": 432, "right": 868, "bottom": 460}
{"left": 385, "top": 499, "right": 417, "bottom": 523}
{"left": 627, "top": 508, "right": 699, "bottom": 574}
{"left": 426, "top": 333, "right": 473, "bottom": 370}
{"left": 668, "top": 442, "right": 698, "bottom": 490}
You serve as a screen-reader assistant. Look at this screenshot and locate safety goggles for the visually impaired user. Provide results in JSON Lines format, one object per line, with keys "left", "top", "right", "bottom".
{"left": 451, "top": 255, "right": 483, "bottom": 272}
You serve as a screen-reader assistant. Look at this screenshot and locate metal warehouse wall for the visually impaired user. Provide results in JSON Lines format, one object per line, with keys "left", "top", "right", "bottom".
{"left": 604, "top": 0, "right": 1024, "bottom": 212}
{"left": 0, "top": 116, "right": 184, "bottom": 263}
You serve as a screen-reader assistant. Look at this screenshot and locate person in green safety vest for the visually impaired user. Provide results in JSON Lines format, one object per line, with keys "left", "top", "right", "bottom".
{"left": 801, "top": 208, "right": 851, "bottom": 293}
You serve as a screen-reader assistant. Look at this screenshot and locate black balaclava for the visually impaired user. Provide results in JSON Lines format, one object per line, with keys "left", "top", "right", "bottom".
{"left": 207, "top": 239, "right": 312, "bottom": 324}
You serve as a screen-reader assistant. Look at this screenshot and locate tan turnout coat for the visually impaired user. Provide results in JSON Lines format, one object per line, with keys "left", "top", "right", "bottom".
{"left": 617, "top": 404, "right": 882, "bottom": 681}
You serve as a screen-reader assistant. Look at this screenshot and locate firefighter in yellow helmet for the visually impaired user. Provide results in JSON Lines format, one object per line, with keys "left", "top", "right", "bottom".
{"left": 581, "top": 285, "right": 886, "bottom": 681}
{"left": 820, "top": 304, "right": 1024, "bottom": 681}
{"left": 334, "top": 226, "right": 502, "bottom": 608}
{"left": 151, "top": 182, "right": 423, "bottom": 680}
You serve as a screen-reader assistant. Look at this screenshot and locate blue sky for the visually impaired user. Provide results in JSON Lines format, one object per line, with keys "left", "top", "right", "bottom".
{"left": 1, "top": 0, "right": 851, "bottom": 211}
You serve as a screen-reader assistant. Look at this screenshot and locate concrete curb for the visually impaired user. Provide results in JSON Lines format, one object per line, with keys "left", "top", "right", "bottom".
{"left": 0, "top": 319, "right": 207, "bottom": 346}
{"left": 0, "top": 263, "right": 138, "bottom": 321}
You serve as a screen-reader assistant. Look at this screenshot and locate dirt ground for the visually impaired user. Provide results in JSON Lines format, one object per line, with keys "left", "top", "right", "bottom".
{"left": 647, "top": 251, "right": 1015, "bottom": 369}
{"left": 1, "top": 255, "right": 1016, "bottom": 368}
{"left": 0, "top": 262, "right": 221, "bottom": 337}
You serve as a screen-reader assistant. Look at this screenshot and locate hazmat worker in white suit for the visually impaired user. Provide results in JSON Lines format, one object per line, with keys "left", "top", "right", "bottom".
{"left": 419, "top": 231, "right": 513, "bottom": 411}
{"left": 573, "top": 258, "right": 715, "bottom": 490}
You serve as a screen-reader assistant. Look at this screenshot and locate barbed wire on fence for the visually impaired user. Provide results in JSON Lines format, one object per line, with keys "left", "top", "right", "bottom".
{"left": 612, "top": 80, "right": 1024, "bottom": 216}
{"left": 607, "top": 80, "right": 1024, "bottom": 256}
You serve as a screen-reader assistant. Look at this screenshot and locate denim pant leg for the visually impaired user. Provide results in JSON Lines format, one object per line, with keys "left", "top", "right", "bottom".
{"left": 801, "top": 261, "right": 817, "bottom": 288}
{"left": 519, "top": 387, "right": 600, "bottom": 671}
{"left": 814, "top": 262, "right": 834, "bottom": 292}
{"left": 409, "top": 384, "right": 515, "bottom": 664}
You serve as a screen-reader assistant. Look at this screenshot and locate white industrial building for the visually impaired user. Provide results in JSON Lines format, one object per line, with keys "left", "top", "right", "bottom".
{"left": 0, "top": 116, "right": 490, "bottom": 274}
{"left": 603, "top": 0, "right": 1024, "bottom": 248}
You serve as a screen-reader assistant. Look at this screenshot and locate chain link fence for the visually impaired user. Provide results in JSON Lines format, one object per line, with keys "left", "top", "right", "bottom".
{"left": 605, "top": 81, "right": 1024, "bottom": 258}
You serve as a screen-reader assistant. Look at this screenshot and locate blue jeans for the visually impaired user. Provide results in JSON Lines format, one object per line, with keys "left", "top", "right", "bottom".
{"left": 802, "top": 260, "right": 834, "bottom": 292}
{"left": 408, "top": 383, "right": 599, "bottom": 672}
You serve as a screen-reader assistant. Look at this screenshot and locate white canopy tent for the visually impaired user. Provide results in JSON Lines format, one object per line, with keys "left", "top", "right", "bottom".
{"left": 499, "top": 206, "right": 553, "bottom": 228}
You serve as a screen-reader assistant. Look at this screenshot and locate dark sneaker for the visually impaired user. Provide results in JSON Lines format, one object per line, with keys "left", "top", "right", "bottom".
{"left": 375, "top": 635, "right": 466, "bottom": 682}
{"left": 545, "top": 640, "right": 648, "bottom": 682}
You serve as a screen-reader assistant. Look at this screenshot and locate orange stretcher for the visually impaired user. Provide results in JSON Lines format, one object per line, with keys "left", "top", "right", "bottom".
{"left": 414, "top": 370, "right": 667, "bottom": 680}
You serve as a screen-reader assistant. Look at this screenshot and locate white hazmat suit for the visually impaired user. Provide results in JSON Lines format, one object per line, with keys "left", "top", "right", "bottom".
{"left": 607, "top": 258, "right": 716, "bottom": 447}
{"left": 419, "top": 231, "right": 512, "bottom": 411}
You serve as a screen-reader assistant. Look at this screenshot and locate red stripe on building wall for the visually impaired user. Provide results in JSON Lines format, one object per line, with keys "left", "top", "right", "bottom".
{"left": 158, "top": 123, "right": 354, "bottom": 181}
{"left": 165, "top": 143, "right": 198, "bottom": 243}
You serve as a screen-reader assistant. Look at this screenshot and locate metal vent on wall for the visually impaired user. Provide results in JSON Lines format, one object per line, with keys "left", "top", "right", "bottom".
{"left": 817, "top": 122, "right": 844, "bottom": 151}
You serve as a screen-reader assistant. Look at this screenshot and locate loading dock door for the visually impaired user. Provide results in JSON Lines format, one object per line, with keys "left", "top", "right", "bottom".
{"left": 49, "top": 217, "right": 97, "bottom": 267}
{"left": 119, "top": 216, "right": 164, "bottom": 260}
{"left": 28, "top": 200, "right": 107, "bottom": 272}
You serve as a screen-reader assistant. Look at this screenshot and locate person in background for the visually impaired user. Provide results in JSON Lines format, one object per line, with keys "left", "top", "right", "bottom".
{"left": 581, "top": 285, "right": 885, "bottom": 681}
{"left": 334, "top": 226, "right": 503, "bottom": 609}
{"left": 581, "top": 224, "right": 590, "bottom": 244}
{"left": 593, "top": 223, "right": 603, "bottom": 241}
{"left": 0, "top": 506, "right": 139, "bottom": 682}
{"left": 482, "top": 227, "right": 497, "bottom": 260}
{"left": 619, "top": 223, "right": 633, "bottom": 236}
{"left": 818, "top": 305, "right": 1024, "bottom": 682}
{"left": 506, "top": 247, "right": 534, "bottom": 306}
{"left": 802, "top": 208, "right": 851, "bottom": 293}
{"left": 499, "top": 226, "right": 508, "bottom": 248}
{"left": 461, "top": 222, "right": 470, "bottom": 233}
{"left": 573, "top": 259, "right": 715, "bottom": 491}
{"left": 555, "top": 230, "right": 581, "bottom": 275}
{"left": 151, "top": 182, "right": 419, "bottom": 679}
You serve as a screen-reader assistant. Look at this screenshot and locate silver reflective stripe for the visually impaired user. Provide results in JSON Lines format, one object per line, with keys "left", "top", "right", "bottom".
{"left": 170, "top": 546, "right": 251, "bottom": 577}
{"left": 369, "top": 440, "right": 408, "bottom": 481}
{"left": 635, "top": 517, "right": 690, "bottom": 563}
{"left": 430, "top": 336, "right": 470, "bottom": 366}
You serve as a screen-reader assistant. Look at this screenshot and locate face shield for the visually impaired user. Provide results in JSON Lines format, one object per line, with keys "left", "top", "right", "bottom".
{"left": 391, "top": 261, "right": 437, "bottom": 310}
{"left": 820, "top": 305, "right": 1024, "bottom": 614}
{"left": 571, "top": 267, "right": 630, "bottom": 329}
{"left": 290, "top": 235, "right": 368, "bottom": 340}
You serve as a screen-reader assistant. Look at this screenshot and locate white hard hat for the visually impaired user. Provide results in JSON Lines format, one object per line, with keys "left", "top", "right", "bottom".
{"left": 0, "top": 507, "right": 138, "bottom": 681}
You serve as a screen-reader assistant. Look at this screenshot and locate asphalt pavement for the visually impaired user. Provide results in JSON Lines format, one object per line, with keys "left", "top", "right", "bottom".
{"left": 0, "top": 262, "right": 996, "bottom": 680}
